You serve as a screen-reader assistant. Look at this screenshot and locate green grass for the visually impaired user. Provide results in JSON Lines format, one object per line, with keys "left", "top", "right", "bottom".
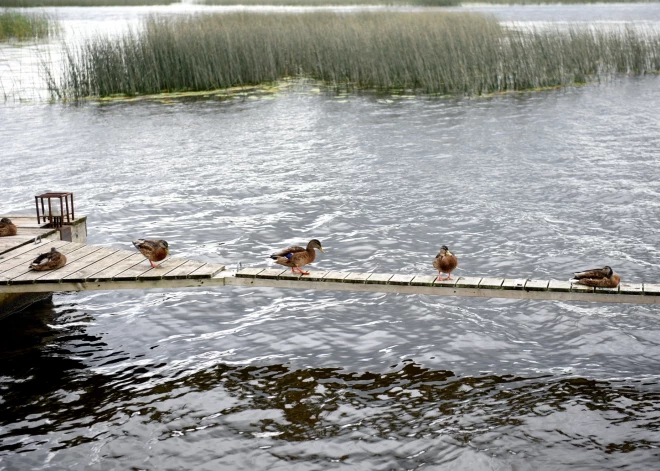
{"left": 45, "top": 11, "right": 660, "bottom": 99}
{"left": 0, "top": 9, "right": 54, "bottom": 40}
{"left": 0, "top": 0, "right": 178, "bottom": 6}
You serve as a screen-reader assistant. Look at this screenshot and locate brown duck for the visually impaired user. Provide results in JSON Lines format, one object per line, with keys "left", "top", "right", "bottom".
{"left": 0, "top": 218, "right": 17, "bottom": 237}
{"left": 571, "top": 266, "right": 620, "bottom": 288}
{"left": 270, "top": 239, "right": 325, "bottom": 275}
{"left": 30, "top": 247, "right": 67, "bottom": 271}
{"left": 133, "top": 239, "right": 169, "bottom": 268}
{"left": 433, "top": 245, "right": 458, "bottom": 281}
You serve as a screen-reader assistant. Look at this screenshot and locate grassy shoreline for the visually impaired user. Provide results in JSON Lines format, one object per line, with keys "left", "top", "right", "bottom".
{"left": 45, "top": 11, "right": 660, "bottom": 99}
{"left": 0, "top": 9, "right": 55, "bottom": 40}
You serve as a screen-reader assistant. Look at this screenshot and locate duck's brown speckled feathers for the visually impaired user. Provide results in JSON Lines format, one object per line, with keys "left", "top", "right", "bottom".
{"left": 0, "top": 218, "right": 17, "bottom": 237}
{"left": 571, "top": 266, "right": 620, "bottom": 288}
{"left": 270, "top": 239, "right": 325, "bottom": 275}
{"left": 133, "top": 239, "right": 169, "bottom": 268}
{"left": 433, "top": 245, "right": 458, "bottom": 281}
{"left": 30, "top": 247, "right": 67, "bottom": 271}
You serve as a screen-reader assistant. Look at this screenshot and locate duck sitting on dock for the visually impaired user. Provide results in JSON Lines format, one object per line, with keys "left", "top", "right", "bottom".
{"left": 270, "top": 239, "right": 325, "bottom": 275}
{"left": 30, "top": 247, "right": 67, "bottom": 271}
{"left": 0, "top": 218, "right": 17, "bottom": 237}
{"left": 133, "top": 239, "right": 170, "bottom": 268}
{"left": 571, "top": 266, "right": 620, "bottom": 288}
{"left": 434, "top": 245, "right": 458, "bottom": 281}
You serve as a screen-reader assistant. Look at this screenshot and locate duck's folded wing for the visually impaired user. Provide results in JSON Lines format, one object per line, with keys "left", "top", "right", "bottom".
{"left": 271, "top": 245, "right": 306, "bottom": 258}
{"left": 573, "top": 268, "right": 607, "bottom": 279}
{"left": 31, "top": 252, "right": 50, "bottom": 265}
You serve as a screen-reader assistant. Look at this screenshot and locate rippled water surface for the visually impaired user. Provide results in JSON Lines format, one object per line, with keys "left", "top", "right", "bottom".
{"left": 2, "top": 4, "right": 660, "bottom": 471}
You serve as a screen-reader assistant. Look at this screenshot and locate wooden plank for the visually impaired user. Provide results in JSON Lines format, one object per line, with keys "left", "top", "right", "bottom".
{"left": 548, "top": 280, "right": 572, "bottom": 292}
{"left": 434, "top": 277, "right": 458, "bottom": 287}
{"left": 256, "top": 268, "right": 288, "bottom": 279}
{"left": 91, "top": 253, "right": 148, "bottom": 281}
{"left": 411, "top": 275, "right": 436, "bottom": 286}
{"left": 137, "top": 258, "right": 191, "bottom": 281}
{"left": 0, "top": 240, "right": 69, "bottom": 264}
{"left": 62, "top": 250, "right": 139, "bottom": 282}
{"left": 479, "top": 277, "right": 504, "bottom": 289}
{"left": 619, "top": 282, "right": 643, "bottom": 295}
{"left": 343, "top": 272, "right": 371, "bottom": 283}
{"left": 502, "top": 279, "right": 527, "bottom": 290}
{"left": 9, "top": 245, "right": 108, "bottom": 284}
{"left": 0, "top": 240, "right": 71, "bottom": 273}
{"left": 643, "top": 284, "right": 660, "bottom": 296}
{"left": 298, "top": 270, "right": 328, "bottom": 281}
{"left": 236, "top": 267, "right": 265, "bottom": 278}
{"left": 187, "top": 263, "right": 225, "bottom": 279}
{"left": 0, "top": 242, "right": 85, "bottom": 283}
{"left": 525, "top": 280, "right": 549, "bottom": 291}
{"left": 456, "top": 277, "right": 482, "bottom": 289}
{"left": 389, "top": 274, "right": 415, "bottom": 285}
{"left": 366, "top": 273, "right": 393, "bottom": 285}
{"left": 571, "top": 283, "right": 593, "bottom": 293}
{"left": 595, "top": 286, "right": 619, "bottom": 294}
{"left": 160, "top": 260, "right": 207, "bottom": 279}
{"left": 323, "top": 271, "right": 350, "bottom": 282}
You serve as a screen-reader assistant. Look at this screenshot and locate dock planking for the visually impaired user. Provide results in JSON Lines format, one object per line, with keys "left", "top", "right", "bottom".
{"left": 0, "top": 236, "right": 656, "bottom": 304}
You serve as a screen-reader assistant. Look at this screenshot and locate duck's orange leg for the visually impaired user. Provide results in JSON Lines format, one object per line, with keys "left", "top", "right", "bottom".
{"left": 293, "top": 266, "right": 310, "bottom": 275}
{"left": 437, "top": 272, "right": 448, "bottom": 281}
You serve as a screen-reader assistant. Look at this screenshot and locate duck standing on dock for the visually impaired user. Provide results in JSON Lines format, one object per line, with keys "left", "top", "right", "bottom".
{"left": 270, "top": 239, "right": 325, "bottom": 275}
{"left": 133, "top": 239, "right": 169, "bottom": 268}
{"left": 434, "top": 245, "right": 458, "bottom": 281}
{"left": 0, "top": 218, "right": 17, "bottom": 237}
{"left": 30, "top": 247, "right": 67, "bottom": 271}
{"left": 571, "top": 266, "right": 620, "bottom": 288}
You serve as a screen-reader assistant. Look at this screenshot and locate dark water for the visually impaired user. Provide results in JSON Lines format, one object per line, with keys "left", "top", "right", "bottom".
{"left": 2, "top": 76, "right": 660, "bottom": 469}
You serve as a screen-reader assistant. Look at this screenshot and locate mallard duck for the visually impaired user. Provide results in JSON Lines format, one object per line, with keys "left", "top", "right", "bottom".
{"left": 571, "top": 266, "right": 620, "bottom": 288}
{"left": 30, "top": 247, "right": 67, "bottom": 271}
{"left": 433, "top": 245, "right": 458, "bottom": 281}
{"left": 0, "top": 218, "right": 17, "bottom": 237}
{"left": 270, "top": 239, "right": 325, "bottom": 275}
{"left": 133, "top": 239, "right": 169, "bottom": 268}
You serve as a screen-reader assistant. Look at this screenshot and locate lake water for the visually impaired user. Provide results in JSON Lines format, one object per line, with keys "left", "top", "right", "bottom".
{"left": 2, "top": 3, "right": 660, "bottom": 470}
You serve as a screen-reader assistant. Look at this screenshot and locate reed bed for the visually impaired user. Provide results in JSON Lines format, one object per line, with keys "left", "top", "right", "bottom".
{"left": 46, "top": 12, "right": 660, "bottom": 99}
{"left": 0, "top": 9, "right": 54, "bottom": 40}
{"left": 0, "top": 0, "right": 177, "bottom": 6}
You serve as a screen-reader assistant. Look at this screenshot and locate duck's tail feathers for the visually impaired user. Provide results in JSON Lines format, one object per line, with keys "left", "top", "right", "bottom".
{"left": 133, "top": 239, "right": 145, "bottom": 249}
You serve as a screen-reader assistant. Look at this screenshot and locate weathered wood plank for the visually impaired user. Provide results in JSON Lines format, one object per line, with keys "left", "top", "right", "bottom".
{"left": 571, "top": 283, "right": 593, "bottom": 293}
{"left": 62, "top": 249, "right": 135, "bottom": 282}
{"left": 9, "top": 245, "right": 108, "bottom": 284}
{"left": 0, "top": 240, "right": 70, "bottom": 265}
{"left": 279, "top": 270, "right": 302, "bottom": 280}
{"left": 479, "top": 277, "right": 504, "bottom": 289}
{"left": 323, "top": 271, "right": 350, "bottom": 282}
{"left": 434, "top": 277, "right": 458, "bottom": 287}
{"left": 0, "top": 243, "right": 86, "bottom": 284}
{"left": 298, "top": 270, "right": 328, "bottom": 281}
{"left": 236, "top": 267, "right": 265, "bottom": 278}
{"left": 548, "top": 280, "right": 572, "bottom": 292}
{"left": 525, "top": 280, "right": 549, "bottom": 291}
{"left": 456, "top": 277, "right": 482, "bottom": 289}
{"left": 160, "top": 260, "right": 207, "bottom": 279}
{"left": 595, "top": 286, "right": 619, "bottom": 294}
{"left": 366, "top": 273, "right": 393, "bottom": 285}
{"left": 644, "top": 284, "right": 660, "bottom": 295}
{"left": 343, "top": 272, "right": 371, "bottom": 283}
{"left": 411, "top": 275, "right": 437, "bottom": 286}
{"left": 502, "top": 279, "right": 527, "bottom": 290}
{"left": 389, "top": 274, "right": 415, "bottom": 285}
{"left": 187, "top": 263, "right": 225, "bottom": 279}
{"left": 91, "top": 253, "right": 148, "bottom": 281}
{"left": 256, "top": 268, "right": 288, "bottom": 279}
{"left": 619, "top": 282, "right": 643, "bottom": 295}
{"left": 137, "top": 258, "right": 191, "bottom": 281}
{"left": 0, "top": 241, "right": 71, "bottom": 273}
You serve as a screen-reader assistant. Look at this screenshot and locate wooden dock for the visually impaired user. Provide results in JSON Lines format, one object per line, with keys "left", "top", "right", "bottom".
{"left": 0, "top": 217, "right": 59, "bottom": 255}
{"left": 0, "top": 244, "right": 659, "bottom": 304}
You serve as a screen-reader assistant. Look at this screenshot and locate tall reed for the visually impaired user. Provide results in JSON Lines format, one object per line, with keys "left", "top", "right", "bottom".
{"left": 0, "top": 9, "right": 54, "bottom": 40}
{"left": 46, "top": 12, "right": 660, "bottom": 99}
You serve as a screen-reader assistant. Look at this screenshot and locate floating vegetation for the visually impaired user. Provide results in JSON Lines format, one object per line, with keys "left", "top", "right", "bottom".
{"left": 0, "top": 0, "right": 177, "bottom": 6}
{"left": 45, "top": 12, "right": 660, "bottom": 100}
{"left": 0, "top": 9, "right": 55, "bottom": 41}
